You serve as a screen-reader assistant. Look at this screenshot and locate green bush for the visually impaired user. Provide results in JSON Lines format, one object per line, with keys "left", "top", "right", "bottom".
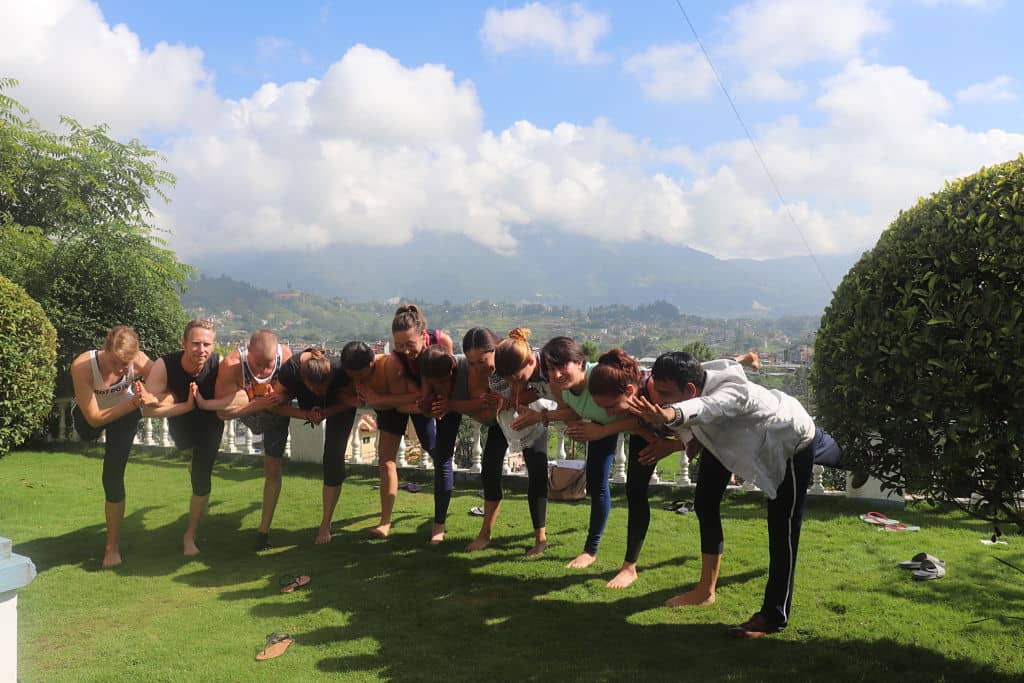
{"left": 814, "top": 156, "right": 1024, "bottom": 528}
{"left": 0, "top": 275, "right": 58, "bottom": 457}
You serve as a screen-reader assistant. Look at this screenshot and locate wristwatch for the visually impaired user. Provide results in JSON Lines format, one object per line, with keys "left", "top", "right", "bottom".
{"left": 666, "top": 406, "right": 684, "bottom": 429}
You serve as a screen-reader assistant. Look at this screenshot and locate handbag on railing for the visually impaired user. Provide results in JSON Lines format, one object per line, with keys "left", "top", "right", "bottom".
{"left": 548, "top": 434, "right": 587, "bottom": 501}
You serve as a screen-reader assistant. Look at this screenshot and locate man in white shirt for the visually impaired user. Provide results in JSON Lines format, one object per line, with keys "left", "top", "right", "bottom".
{"left": 629, "top": 351, "right": 841, "bottom": 639}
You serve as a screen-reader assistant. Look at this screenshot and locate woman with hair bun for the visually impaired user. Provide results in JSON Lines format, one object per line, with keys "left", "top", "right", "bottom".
{"left": 475, "top": 327, "right": 554, "bottom": 556}
{"left": 511, "top": 338, "right": 641, "bottom": 571}
{"left": 70, "top": 325, "right": 154, "bottom": 568}
{"left": 353, "top": 304, "right": 453, "bottom": 539}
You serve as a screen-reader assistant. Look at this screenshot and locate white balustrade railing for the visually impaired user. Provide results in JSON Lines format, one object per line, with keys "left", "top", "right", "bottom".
{"left": 42, "top": 399, "right": 848, "bottom": 495}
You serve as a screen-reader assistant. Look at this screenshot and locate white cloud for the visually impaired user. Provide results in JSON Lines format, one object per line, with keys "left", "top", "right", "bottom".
{"left": 956, "top": 75, "right": 1017, "bottom": 103}
{"left": 917, "top": 0, "right": 1002, "bottom": 8}
{"left": 623, "top": 43, "right": 715, "bottom": 102}
{"left": 480, "top": 2, "right": 610, "bottom": 64}
{"left": 0, "top": 0, "right": 219, "bottom": 134}
{"left": 726, "top": 0, "right": 889, "bottom": 70}
{"left": 735, "top": 69, "right": 806, "bottom": 101}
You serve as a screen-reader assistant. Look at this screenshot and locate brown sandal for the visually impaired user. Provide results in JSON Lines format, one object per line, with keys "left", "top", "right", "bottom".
{"left": 256, "top": 632, "right": 294, "bottom": 660}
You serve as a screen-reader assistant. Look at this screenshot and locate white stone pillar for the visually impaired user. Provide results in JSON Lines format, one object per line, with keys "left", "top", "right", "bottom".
{"left": 160, "top": 418, "right": 172, "bottom": 448}
{"left": 223, "top": 419, "right": 236, "bottom": 453}
{"left": 470, "top": 422, "right": 483, "bottom": 473}
{"left": 143, "top": 418, "right": 154, "bottom": 446}
{"left": 555, "top": 424, "right": 567, "bottom": 460}
{"left": 676, "top": 452, "right": 691, "bottom": 486}
{"left": 612, "top": 433, "right": 627, "bottom": 483}
{"left": 397, "top": 436, "right": 408, "bottom": 467}
{"left": 502, "top": 446, "right": 511, "bottom": 475}
{"left": 350, "top": 413, "right": 362, "bottom": 464}
{"left": 810, "top": 464, "right": 826, "bottom": 494}
{"left": 243, "top": 424, "right": 255, "bottom": 455}
{"left": 0, "top": 536, "right": 37, "bottom": 683}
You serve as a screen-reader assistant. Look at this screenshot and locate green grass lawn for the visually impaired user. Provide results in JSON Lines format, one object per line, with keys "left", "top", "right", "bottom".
{"left": 2, "top": 447, "right": 1022, "bottom": 682}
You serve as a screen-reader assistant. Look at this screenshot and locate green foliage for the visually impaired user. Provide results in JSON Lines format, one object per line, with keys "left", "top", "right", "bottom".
{"left": 0, "top": 275, "right": 57, "bottom": 456}
{"left": 0, "top": 82, "right": 190, "bottom": 385}
{"left": 679, "top": 339, "right": 714, "bottom": 362}
{"left": 814, "top": 156, "right": 1024, "bottom": 528}
{"left": 580, "top": 340, "right": 600, "bottom": 362}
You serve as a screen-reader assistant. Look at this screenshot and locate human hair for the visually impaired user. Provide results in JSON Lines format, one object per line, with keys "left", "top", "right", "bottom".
{"left": 392, "top": 304, "right": 426, "bottom": 334}
{"left": 182, "top": 319, "right": 215, "bottom": 341}
{"left": 104, "top": 325, "right": 139, "bottom": 364}
{"left": 462, "top": 327, "right": 500, "bottom": 354}
{"left": 494, "top": 327, "right": 534, "bottom": 377}
{"left": 651, "top": 351, "right": 705, "bottom": 392}
{"left": 539, "top": 336, "right": 585, "bottom": 374}
{"left": 589, "top": 349, "right": 641, "bottom": 397}
{"left": 340, "top": 341, "right": 375, "bottom": 371}
{"left": 418, "top": 344, "right": 457, "bottom": 380}
{"left": 301, "top": 348, "right": 333, "bottom": 385}
{"left": 248, "top": 329, "right": 278, "bottom": 357}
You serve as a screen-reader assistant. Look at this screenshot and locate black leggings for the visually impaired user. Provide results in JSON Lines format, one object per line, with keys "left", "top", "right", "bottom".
{"left": 624, "top": 434, "right": 656, "bottom": 564}
{"left": 693, "top": 446, "right": 814, "bottom": 628}
{"left": 100, "top": 409, "right": 142, "bottom": 503}
{"left": 431, "top": 411, "right": 461, "bottom": 524}
{"left": 322, "top": 408, "right": 356, "bottom": 487}
{"left": 481, "top": 424, "right": 548, "bottom": 529}
{"left": 188, "top": 425, "right": 226, "bottom": 497}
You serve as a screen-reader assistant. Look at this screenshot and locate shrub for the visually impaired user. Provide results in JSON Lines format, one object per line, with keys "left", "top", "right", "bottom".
{"left": 0, "top": 275, "right": 58, "bottom": 457}
{"left": 814, "top": 156, "right": 1024, "bottom": 528}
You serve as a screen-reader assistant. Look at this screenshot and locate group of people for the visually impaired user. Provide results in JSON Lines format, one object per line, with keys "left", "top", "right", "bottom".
{"left": 71, "top": 303, "right": 842, "bottom": 639}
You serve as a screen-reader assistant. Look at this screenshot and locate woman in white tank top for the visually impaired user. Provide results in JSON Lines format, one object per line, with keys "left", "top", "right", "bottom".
{"left": 70, "top": 326, "right": 154, "bottom": 568}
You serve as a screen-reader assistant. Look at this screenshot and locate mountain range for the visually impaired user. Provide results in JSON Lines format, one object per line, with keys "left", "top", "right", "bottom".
{"left": 192, "top": 232, "right": 861, "bottom": 317}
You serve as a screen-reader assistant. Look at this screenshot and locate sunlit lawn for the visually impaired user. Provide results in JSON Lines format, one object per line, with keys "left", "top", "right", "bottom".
{"left": 2, "top": 447, "right": 1022, "bottom": 682}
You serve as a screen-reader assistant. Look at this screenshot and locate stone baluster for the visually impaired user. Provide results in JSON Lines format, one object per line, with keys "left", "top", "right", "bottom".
{"left": 284, "top": 432, "right": 292, "bottom": 460}
{"left": 810, "top": 464, "right": 826, "bottom": 494}
{"left": 224, "top": 419, "right": 236, "bottom": 453}
{"left": 502, "top": 446, "right": 511, "bottom": 475}
{"left": 470, "top": 422, "right": 483, "bottom": 473}
{"left": 555, "top": 423, "right": 567, "bottom": 460}
{"left": 243, "top": 424, "right": 255, "bottom": 455}
{"left": 676, "top": 451, "right": 691, "bottom": 486}
{"left": 741, "top": 477, "right": 758, "bottom": 492}
{"left": 350, "top": 412, "right": 362, "bottom": 464}
{"left": 612, "top": 433, "right": 627, "bottom": 483}
{"left": 143, "top": 418, "right": 154, "bottom": 446}
{"left": 650, "top": 468, "right": 661, "bottom": 485}
{"left": 160, "top": 418, "right": 172, "bottom": 447}
{"left": 396, "top": 436, "right": 408, "bottom": 467}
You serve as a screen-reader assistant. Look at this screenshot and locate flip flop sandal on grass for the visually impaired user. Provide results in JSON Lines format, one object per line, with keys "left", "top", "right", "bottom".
{"left": 256, "top": 632, "right": 294, "bottom": 661}
{"left": 899, "top": 553, "right": 945, "bottom": 569}
{"left": 279, "top": 574, "right": 311, "bottom": 593}
{"left": 859, "top": 511, "right": 899, "bottom": 525}
{"left": 911, "top": 559, "right": 946, "bottom": 581}
{"left": 663, "top": 499, "right": 692, "bottom": 512}
{"left": 469, "top": 506, "right": 485, "bottom": 516}
{"left": 879, "top": 522, "right": 921, "bottom": 532}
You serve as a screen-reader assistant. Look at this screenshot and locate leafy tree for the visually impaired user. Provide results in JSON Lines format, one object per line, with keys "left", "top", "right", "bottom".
{"left": 814, "top": 157, "right": 1024, "bottom": 529}
{"left": 581, "top": 340, "right": 601, "bottom": 362}
{"left": 0, "top": 80, "right": 190, "bottom": 389}
{"left": 680, "top": 340, "right": 714, "bottom": 362}
{"left": 0, "top": 275, "right": 57, "bottom": 456}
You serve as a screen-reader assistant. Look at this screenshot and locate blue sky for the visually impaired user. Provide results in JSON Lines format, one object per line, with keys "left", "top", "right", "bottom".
{"left": 1, "top": 0, "right": 1022, "bottom": 263}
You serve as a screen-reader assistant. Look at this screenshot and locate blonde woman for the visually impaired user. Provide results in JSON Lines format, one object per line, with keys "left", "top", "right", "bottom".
{"left": 70, "top": 326, "right": 154, "bottom": 568}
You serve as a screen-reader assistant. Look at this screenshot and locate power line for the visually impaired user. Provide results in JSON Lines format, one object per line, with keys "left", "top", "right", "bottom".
{"left": 674, "top": 0, "right": 833, "bottom": 293}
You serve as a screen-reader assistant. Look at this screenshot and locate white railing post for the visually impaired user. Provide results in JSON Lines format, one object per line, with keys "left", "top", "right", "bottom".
{"left": 143, "top": 418, "right": 154, "bottom": 446}
{"left": 470, "top": 422, "right": 483, "bottom": 473}
{"left": 676, "top": 451, "right": 691, "bottom": 486}
{"left": 810, "top": 464, "right": 826, "bottom": 494}
{"left": 396, "top": 436, "right": 408, "bottom": 467}
{"left": 284, "top": 433, "right": 292, "bottom": 460}
{"left": 0, "top": 537, "right": 37, "bottom": 683}
{"left": 555, "top": 423, "right": 567, "bottom": 460}
{"left": 243, "top": 424, "right": 255, "bottom": 455}
{"left": 160, "top": 418, "right": 172, "bottom": 448}
{"left": 612, "top": 433, "right": 627, "bottom": 483}
{"left": 502, "top": 446, "right": 511, "bottom": 475}
{"left": 223, "top": 419, "right": 236, "bottom": 453}
{"left": 350, "top": 412, "right": 362, "bottom": 464}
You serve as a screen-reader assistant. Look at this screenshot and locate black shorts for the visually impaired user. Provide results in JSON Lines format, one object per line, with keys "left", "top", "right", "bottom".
{"left": 241, "top": 414, "right": 291, "bottom": 459}
{"left": 375, "top": 409, "right": 410, "bottom": 436}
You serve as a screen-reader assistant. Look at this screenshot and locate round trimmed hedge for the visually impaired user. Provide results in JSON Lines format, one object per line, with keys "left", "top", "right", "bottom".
{"left": 814, "top": 156, "right": 1024, "bottom": 525}
{"left": 0, "top": 274, "right": 58, "bottom": 457}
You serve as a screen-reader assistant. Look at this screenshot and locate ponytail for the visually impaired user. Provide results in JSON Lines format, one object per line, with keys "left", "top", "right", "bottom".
{"left": 341, "top": 341, "right": 375, "bottom": 372}
{"left": 302, "top": 348, "right": 333, "bottom": 385}
{"left": 392, "top": 304, "right": 426, "bottom": 334}
{"left": 418, "top": 344, "right": 458, "bottom": 380}
{"left": 494, "top": 327, "right": 533, "bottom": 377}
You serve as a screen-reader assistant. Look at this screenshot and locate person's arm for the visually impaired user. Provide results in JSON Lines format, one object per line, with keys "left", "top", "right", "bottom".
{"left": 436, "top": 331, "right": 454, "bottom": 354}
{"left": 140, "top": 359, "right": 196, "bottom": 418}
{"left": 359, "top": 359, "right": 424, "bottom": 409}
{"left": 70, "top": 352, "right": 144, "bottom": 428}
{"left": 734, "top": 351, "right": 761, "bottom": 371}
{"left": 565, "top": 416, "right": 642, "bottom": 442}
{"left": 133, "top": 351, "right": 155, "bottom": 380}
{"left": 510, "top": 384, "right": 579, "bottom": 430}
{"left": 637, "top": 436, "right": 685, "bottom": 466}
{"left": 204, "top": 354, "right": 248, "bottom": 414}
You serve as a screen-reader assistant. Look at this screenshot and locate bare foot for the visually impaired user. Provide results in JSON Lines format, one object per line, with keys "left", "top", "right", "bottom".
{"left": 429, "top": 523, "right": 445, "bottom": 545}
{"left": 606, "top": 564, "right": 638, "bottom": 589}
{"left": 369, "top": 523, "right": 391, "bottom": 539}
{"left": 464, "top": 534, "right": 491, "bottom": 552}
{"left": 101, "top": 548, "right": 122, "bottom": 568}
{"left": 183, "top": 535, "right": 200, "bottom": 557}
{"left": 566, "top": 552, "right": 597, "bottom": 569}
{"left": 665, "top": 587, "right": 716, "bottom": 607}
{"left": 525, "top": 541, "right": 548, "bottom": 558}
{"left": 314, "top": 526, "right": 333, "bottom": 545}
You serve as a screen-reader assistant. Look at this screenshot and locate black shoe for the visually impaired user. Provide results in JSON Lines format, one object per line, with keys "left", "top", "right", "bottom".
{"left": 255, "top": 532, "right": 272, "bottom": 552}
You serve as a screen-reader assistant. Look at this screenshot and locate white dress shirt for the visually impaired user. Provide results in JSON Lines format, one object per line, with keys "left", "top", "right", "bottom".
{"left": 668, "top": 359, "right": 815, "bottom": 499}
